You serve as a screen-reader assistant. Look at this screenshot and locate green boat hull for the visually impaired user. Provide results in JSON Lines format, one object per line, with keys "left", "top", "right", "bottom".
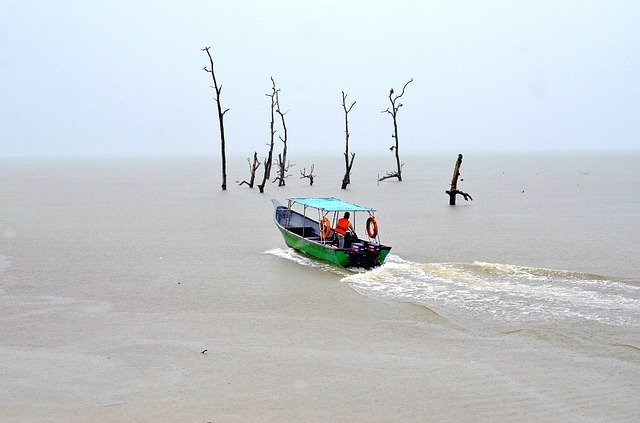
{"left": 272, "top": 198, "right": 391, "bottom": 268}
{"left": 277, "top": 226, "right": 391, "bottom": 268}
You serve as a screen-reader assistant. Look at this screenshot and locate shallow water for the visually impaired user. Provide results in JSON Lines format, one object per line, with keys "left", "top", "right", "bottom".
{"left": 1, "top": 152, "right": 639, "bottom": 421}
{"left": 267, "top": 151, "right": 640, "bottom": 335}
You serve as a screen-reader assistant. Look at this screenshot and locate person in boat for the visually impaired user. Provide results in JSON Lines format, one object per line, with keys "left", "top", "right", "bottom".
{"left": 335, "top": 212, "right": 356, "bottom": 249}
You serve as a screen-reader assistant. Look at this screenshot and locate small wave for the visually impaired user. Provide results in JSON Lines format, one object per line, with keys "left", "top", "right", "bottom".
{"left": 264, "top": 249, "right": 405, "bottom": 276}
{"left": 1, "top": 295, "right": 112, "bottom": 320}
{"left": 466, "top": 261, "right": 627, "bottom": 285}
{"left": 264, "top": 250, "right": 639, "bottom": 328}
{"left": 342, "top": 259, "right": 640, "bottom": 328}
{"left": 263, "top": 248, "right": 350, "bottom": 276}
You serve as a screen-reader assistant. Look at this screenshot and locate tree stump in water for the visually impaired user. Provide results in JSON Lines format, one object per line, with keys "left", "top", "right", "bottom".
{"left": 445, "top": 153, "right": 473, "bottom": 205}
{"left": 239, "top": 151, "right": 261, "bottom": 188}
{"left": 300, "top": 165, "right": 316, "bottom": 186}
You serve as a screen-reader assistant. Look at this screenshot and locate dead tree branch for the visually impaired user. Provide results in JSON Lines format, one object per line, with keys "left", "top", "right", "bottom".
{"left": 341, "top": 91, "right": 356, "bottom": 189}
{"left": 300, "top": 164, "right": 316, "bottom": 186}
{"left": 274, "top": 88, "right": 290, "bottom": 187}
{"left": 378, "top": 163, "right": 405, "bottom": 182}
{"left": 379, "top": 78, "right": 413, "bottom": 182}
{"left": 273, "top": 155, "right": 293, "bottom": 184}
{"left": 258, "top": 77, "right": 278, "bottom": 194}
{"left": 239, "top": 151, "right": 261, "bottom": 187}
{"left": 202, "top": 46, "right": 229, "bottom": 190}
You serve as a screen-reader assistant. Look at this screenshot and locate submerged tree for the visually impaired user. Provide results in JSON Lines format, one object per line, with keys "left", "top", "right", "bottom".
{"left": 340, "top": 91, "right": 356, "bottom": 190}
{"left": 379, "top": 78, "right": 413, "bottom": 182}
{"left": 258, "top": 77, "right": 278, "bottom": 194}
{"left": 445, "top": 153, "right": 473, "bottom": 205}
{"left": 202, "top": 46, "right": 229, "bottom": 190}
{"left": 239, "top": 151, "right": 261, "bottom": 188}
{"left": 273, "top": 88, "right": 292, "bottom": 187}
{"left": 300, "top": 164, "right": 316, "bottom": 186}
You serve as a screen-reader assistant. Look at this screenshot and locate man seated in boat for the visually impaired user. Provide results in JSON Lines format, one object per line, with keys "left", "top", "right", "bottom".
{"left": 334, "top": 212, "right": 356, "bottom": 249}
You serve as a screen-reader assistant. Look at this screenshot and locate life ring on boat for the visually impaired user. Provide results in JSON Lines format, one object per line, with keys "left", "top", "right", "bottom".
{"left": 320, "top": 217, "right": 332, "bottom": 239}
{"left": 366, "top": 217, "right": 378, "bottom": 238}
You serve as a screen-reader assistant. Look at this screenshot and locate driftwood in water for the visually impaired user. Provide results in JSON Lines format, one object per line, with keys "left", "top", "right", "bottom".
{"left": 300, "top": 165, "right": 316, "bottom": 186}
{"left": 446, "top": 154, "right": 473, "bottom": 205}
{"left": 258, "top": 77, "right": 278, "bottom": 194}
{"left": 379, "top": 78, "right": 413, "bottom": 182}
{"left": 341, "top": 91, "right": 356, "bottom": 189}
{"left": 202, "top": 47, "right": 229, "bottom": 190}
{"left": 239, "top": 151, "right": 261, "bottom": 188}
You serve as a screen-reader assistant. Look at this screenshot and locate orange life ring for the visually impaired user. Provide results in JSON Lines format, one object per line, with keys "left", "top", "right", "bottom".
{"left": 320, "top": 217, "right": 331, "bottom": 239}
{"left": 366, "top": 217, "right": 378, "bottom": 238}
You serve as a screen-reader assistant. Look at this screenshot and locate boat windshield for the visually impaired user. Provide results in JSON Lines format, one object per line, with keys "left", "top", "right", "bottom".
{"left": 288, "top": 197, "right": 375, "bottom": 212}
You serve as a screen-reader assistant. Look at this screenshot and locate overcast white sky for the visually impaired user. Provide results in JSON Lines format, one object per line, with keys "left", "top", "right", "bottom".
{"left": 1, "top": 0, "right": 638, "bottom": 158}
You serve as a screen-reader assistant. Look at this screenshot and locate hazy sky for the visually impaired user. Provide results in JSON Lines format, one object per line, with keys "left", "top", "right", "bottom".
{"left": 1, "top": 0, "right": 638, "bottom": 158}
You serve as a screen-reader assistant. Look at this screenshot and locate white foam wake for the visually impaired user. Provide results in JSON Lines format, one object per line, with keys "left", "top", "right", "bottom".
{"left": 263, "top": 248, "right": 350, "bottom": 276}
{"left": 342, "top": 259, "right": 640, "bottom": 328}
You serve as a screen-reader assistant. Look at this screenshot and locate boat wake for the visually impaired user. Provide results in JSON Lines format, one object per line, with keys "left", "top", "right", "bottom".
{"left": 266, "top": 248, "right": 640, "bottom": 329}
{"left": 342, "top": 258, "right": 640, "bottom": 329}
{"left": 264, "top": 247, "right": 391, "bottom": 276}
{"left": 264, "top": 248, "right": 352, "bottom": 276}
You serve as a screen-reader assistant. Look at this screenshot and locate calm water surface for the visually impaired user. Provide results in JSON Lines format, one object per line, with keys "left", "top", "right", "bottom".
{"left": 1, "top": 152, "right": 639, "bottom": 420}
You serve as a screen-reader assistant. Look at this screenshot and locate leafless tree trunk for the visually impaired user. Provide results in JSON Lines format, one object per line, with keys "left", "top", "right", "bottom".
{"left": 202, "top": 47, "right": 229, "bottom": 190}
{"left": 258, "top": 77, "right": 278, "bottom": 194}
{"left": 273, "top": 89, "right": 291, "bottom": 186}
{"left": 300, "top": 164, "right": 316, "bottom": 186}
{"left": 445, "top": 153, "right": 473, "bottom": 205}
{"left": 239, "top": 151, "right": 261, "bottom": 188}
{"left": 379, "top": 78, "right": 413, "bottom": 182}
{"left": 341, "top": 91, "right": 356, "bottom": 189}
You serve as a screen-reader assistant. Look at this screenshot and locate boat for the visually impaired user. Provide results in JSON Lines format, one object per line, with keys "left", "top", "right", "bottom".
{"left": 271, "top": 197, "right": 392, "bottom": 268}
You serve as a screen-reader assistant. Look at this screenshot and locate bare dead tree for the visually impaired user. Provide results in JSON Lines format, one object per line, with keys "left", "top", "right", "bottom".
{"left": 239, "top": 151, "right": 261, "bottom": 188}
{"left": 257, "top": 77, "right": 278, "bottom": 194}
{"left": 445, "top": 153, "right": 473, "bottom": 205}
{"left": 379, "top": 78, "right": 413, "bottom": 182}
{"left": 273, "top": 154, "right": 293, "bottom": 186}
{"left": 341, "top": 91, "right": 356, "bottom": 189}
{"left": 300, "top": 164, "right": 316, "bottom": 186}
{"left": 202, "top": 47, "right": 229, "bottom": 190}
{"left": 273, "top": 88, "right": 292, "bottom": 186}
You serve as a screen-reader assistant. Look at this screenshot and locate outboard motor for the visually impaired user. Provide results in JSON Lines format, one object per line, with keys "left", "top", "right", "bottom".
{"left": 366, "top": 243, "right": 381, "bottom": 254}
{"left": 350, "top": 243, "right": 364, "bottom": 254}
